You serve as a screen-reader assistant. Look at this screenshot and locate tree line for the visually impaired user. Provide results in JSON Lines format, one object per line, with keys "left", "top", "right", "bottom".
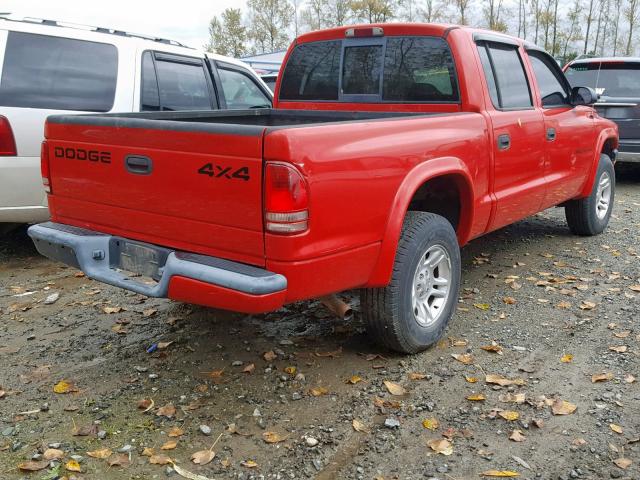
{"left": 206, "top": 0, "right": 640, "bottom": 62}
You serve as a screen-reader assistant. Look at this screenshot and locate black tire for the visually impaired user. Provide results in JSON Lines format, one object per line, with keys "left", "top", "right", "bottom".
{"left": 361, "top": 212, "right": 461, "bottom": 354}
{"left": 565, "top": 154, "right": 615, "bottom": 236}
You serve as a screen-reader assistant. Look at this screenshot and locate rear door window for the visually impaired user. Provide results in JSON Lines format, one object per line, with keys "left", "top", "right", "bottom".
{"left": 140, "top": 52, "right": 216, "bottom": 111}
{"left": 477, "top": 42, "right": 532, "bottom": 109}
{"left": 217, "top": 67, "right": 271, "bottom": 109}
{"left": 0, "top": 31, "right": 117, "bottom": 111}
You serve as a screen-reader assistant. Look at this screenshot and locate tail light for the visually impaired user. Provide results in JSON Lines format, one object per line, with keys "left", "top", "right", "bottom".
{"left": 0, "top": 115, "right": 17, "bottom": 156}
{"left": 264, "top": 162, "right": 309, "bottom": 234}
{"left": 41, "top": 141, "right": 51, "bottom": 193}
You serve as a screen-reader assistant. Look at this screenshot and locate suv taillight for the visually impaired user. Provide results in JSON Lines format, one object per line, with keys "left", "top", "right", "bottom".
{"left": 0, "top": 115, "right": 17, "bottom": 156}
{"left": 264, "top": 162, "right": 309, "bottom": 234}
{"left": 41, "top": 141, "right": 51, "bottom": 193}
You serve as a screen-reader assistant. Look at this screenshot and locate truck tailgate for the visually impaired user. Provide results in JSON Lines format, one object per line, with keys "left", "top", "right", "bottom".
{"left": 45, "top": 117, "right": 266, "bottom": 266}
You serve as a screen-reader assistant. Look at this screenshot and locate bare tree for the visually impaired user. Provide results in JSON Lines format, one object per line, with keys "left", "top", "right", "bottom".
{"left": 624, "top": 0, "right": 639, "bottom": 55}
{"left": 483, "top": 0, "right": 507, "bottom": 31}
{"left": 329, "top": 0, "right": 353, "bottom": 25}
{"left": 561, "top": 0, "right": 583, "bottom": 60}
{"left": 583, "top": 0, "right": 596, "bottom": 53}
{"left": 611, "top": 0, "right": 622, "bottom": 55}
{"left": 247, "top": 0, "right": 294, "bottom": 54}
{"left": 349, "top": 0, "right": 397, "bottom": 23}
{"left": 420, "top": 0, "right": 442, "bottom": 22}
{"left": 204, "top": 8, "right": 247, "bottom": 57}
{"left": 301, "top": 0, "right": 330, "bottom": 31}
{"left": 453, "top": 0, "right": 472, "bottom": 24}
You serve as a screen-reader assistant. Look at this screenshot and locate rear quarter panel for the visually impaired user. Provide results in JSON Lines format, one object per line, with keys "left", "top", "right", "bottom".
{"left": 263, "top": 113, "right": 491, "bottom": 293}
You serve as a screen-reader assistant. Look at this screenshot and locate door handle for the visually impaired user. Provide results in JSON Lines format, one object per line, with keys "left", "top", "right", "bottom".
{"left": 125, "top": 155, "right": 153, "bottom": 175}
{"left": 497, "top": 134, "right": 511, "bottom": 150}
{"left": 546, "top": 128, "right": 556, "bottom": 141}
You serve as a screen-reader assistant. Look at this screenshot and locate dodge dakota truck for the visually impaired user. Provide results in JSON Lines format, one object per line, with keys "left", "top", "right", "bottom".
{"left": 29, "top": 24, "right": 618, "bottom": 354}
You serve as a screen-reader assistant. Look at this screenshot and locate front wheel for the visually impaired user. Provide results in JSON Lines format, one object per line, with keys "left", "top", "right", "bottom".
{"left": 565, "top": 154, "right": 615, "bottom": 236}
{"left": 361, "top": 212, "right": 461, "bottom": 354}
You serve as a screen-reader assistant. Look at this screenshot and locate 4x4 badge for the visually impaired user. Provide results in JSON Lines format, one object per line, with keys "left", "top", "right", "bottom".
{"left": 197, "top": 163, "right": 250, "bottom": 181}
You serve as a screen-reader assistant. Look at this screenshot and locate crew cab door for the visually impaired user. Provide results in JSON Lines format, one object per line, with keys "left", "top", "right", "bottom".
{"left": 475, "top": 39, "right": 547, "bottom": 230}
{"left": 526, "top": 49, "right": 596, "bottom": 208}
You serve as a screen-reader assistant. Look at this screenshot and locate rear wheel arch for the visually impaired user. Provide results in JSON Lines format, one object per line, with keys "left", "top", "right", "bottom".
{"left": 579, "top": 130, "right": 618, "bottom": 198}
{"left": 367, "top": 159, "right": 474, "bottom": 287}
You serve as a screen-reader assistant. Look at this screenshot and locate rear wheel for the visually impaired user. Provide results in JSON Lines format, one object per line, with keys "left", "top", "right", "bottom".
{"left": 361, "top": 212, "right": 461, "bottom": 354}
{"left": 565, "top": 154, "right": 615, "bottom": 236}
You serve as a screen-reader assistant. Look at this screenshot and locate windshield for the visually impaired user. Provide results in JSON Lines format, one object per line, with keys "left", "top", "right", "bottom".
{"left": 565, "top": 62, "right": 640, "bottom": 98}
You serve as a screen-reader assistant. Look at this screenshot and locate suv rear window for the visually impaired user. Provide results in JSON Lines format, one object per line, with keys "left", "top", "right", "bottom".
{"left": 279, "top": 36, "right": 458, "bottom": 103}
{"left": 0, "top": 32, "right": 117, "bottom": 111}
{"left": 566, "top": 62, "right": 640, "bottom": 98}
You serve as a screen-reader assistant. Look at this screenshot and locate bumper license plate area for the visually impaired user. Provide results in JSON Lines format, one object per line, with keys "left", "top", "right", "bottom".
{"left": 109, "top": 239, "right": 171, "bottom": 281}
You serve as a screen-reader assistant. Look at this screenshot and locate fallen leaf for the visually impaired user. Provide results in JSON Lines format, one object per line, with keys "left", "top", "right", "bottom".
{"left": 72, "top": 424, "right": 98, "bottom": 436}
{"left": 509, "top": 430, "right": 526, "bottom": 442}
{"left": 191, "top": 449, "right": 215, "bottom": 465}
{"left": 241, "top": 460, "right": 259, "bottom": 468}
{"left": 156, "top": 403, "right": 176, "bottom": 418}
{"left": 168, "top": 427, "right": 184, "bottom": 437}
{"left": 451, "top": 353, "right": 474, "bottom": 364}
{"left": 173, "top": 462, "right": 216, "bottom": 480}
{"left": 205, "top": 369, "right": 225, "bottom": 378}
{"left": 315, "top": 347, "right": 342, "bottom": 358}
{"left": 284, "top": 366, "right": 297, "bottom": 376}
{"left": 467, "top": 394, "right": 486, "bottom": 401}
{"left": 108, "top": 454, "right": 130, "bottom": 467}
{"left": 499, "top": 411, "right": 520, "bottom": 421}
{"left": 474, "top": 303, "right": 490, "bottom": 310}
{"left": 427, "top": 438, "right": 453, "bottom": 455}
{"left": 499, "top": 393, "right": 525, "bottom": 404}
{"left": 103, "top": 306, "right": 123, "bottom": 314}
{"left": 465, "top": 376, "right": 479, "bottom": 383}
{"left": 613, "top": 457, "right": 632, "bottom": 469}
{"left": 87, "top": 448, "right": 113, "bottom": 459}
{"left": 143, "top": 308, "right": 157, "bottom": 317}
{"left": 624, "top": 373, "right": 635, "bottom": 383}
{"left": 138, "top": 398, "right": 155, "bottom": 413}
{"left": 18, "top": 460, "right": 50, "bottom": 472}
{"left": 531, "top": 419, "right": 544, "bottom": 429}
{"left": 591, "top": 372, "right": 614, "bottom": 383}
{"left": 486, "top": 374, "right": 525, "bottom": 386}
{"left": 383, "top": 380, "right": 406, "bottom": 396}
{"left": 310, "top": 386, "right": 328, "bottom": 397}
{"left": 422, "top": 418, "right": 439, "bottom": 430}
{"left": 480, "top": 471, "right": 520, "bottom": 477}
{"left": 347, "top": 375, "right": 363, "bottom": 384}
{"left": 481, "top": 342, "right": 503, "bottom": 354}
{"left": 373, "top": 396, "right": 401, "bottom": 409}
{"left": 502, "top": 297, "right": 517, "bottom": 305}
{"left": 628, "top": 285, "right": 640, "bottom": 292}
{"left": 161, "top": 440, "right": 178, "bottom": 450}
{"left": 352, "top": 418, "right": 370, "bottom": 433}
{"left": 111, "top": 323, "right": 127, "bottom": 334}
{"left": 613, "top": 330, "right": 631, "bottom": 338}
{"left": 560, "top": 353, "right": 573, "bottom": 363}
{"left": 609, "top": 345, "right": 628, "bottom": 353}
{"left": 149, "top": 454, "right": 172, "bottom": 465}
{"left": 65, "top": 459, "right": 82, "bottom": 472}
{"left": 53, "top": 379, "right": 77, "bottom": 394}
{"left": 263, "top": 351, "right": 277, "bottom": 362}
{"left": 157, "top": 341, "right": 173, "bottom": 349}
{"left": 551, "top": 399, "right": 577, "bottom": 415}
{"left": 572, "top": 438, "right": 586, "bottom": 446}
{"left": 263, "top": 431, "right": 287, "bottom": 443}
{"left": 243, "top": 363, "right": 255, "bottom": 374}
{"left": 579, "top": 301, "right": 596, "bottom": 310}
{"left": 556, "top": 301, "right": 572, "bottom": 309}
{"left": 43, "top": 448, "right": 65, "bottom": 460}
{"left": 610, "top": 423, "right": 623, "bottom": 434}
{"left": 142, "top": 447, "right": 155, "bottom": 457}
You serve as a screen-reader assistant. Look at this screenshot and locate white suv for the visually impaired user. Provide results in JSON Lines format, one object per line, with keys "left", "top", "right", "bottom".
{"left": 0, "top": 15, "right": 272, "bottom": 227}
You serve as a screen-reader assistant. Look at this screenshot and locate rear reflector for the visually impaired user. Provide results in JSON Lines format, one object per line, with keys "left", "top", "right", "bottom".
{"left": 41, "top": 141, "right": 51, "bottom": 193}
{"left": 264, "top": 162, "right": 309, "bottom": 234}
{"left": 345, "top": 27, "right": 384, "bottom": 38}
{"left": 0, "top": 115, "right": 17, "bottom": 156}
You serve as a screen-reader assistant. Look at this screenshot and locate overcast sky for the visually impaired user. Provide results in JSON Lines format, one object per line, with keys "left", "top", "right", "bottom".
{"left": 1, "top": 0, "right": 247, "bottom": 49}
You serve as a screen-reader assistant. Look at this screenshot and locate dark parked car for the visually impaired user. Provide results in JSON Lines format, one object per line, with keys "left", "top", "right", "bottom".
{"left": 565, "top": 57, "right": 640, "bottom": 163}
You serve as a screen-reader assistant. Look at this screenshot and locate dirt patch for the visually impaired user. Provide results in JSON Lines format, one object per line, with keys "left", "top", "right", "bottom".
{"left": 0, "top": 171, "right": 639, "bottom": 479}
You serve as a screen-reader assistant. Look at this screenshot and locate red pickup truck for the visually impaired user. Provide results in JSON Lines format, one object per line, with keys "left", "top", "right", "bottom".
{"left": 29, "top": 24, "right": 618, "bottom": 353}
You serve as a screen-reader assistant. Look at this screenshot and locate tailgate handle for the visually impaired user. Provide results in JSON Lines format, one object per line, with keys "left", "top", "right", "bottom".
{"left": 125, "top": 155, "right": 153, "bottom": 175}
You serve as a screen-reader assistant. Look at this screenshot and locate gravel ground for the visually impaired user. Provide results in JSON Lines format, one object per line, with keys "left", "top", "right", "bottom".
{"left": 0, "top": 169, "right": 639, "bottom": 480}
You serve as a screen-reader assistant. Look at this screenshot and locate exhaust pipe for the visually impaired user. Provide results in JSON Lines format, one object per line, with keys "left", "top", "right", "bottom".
{"left": 318, "top": 294, "right": 353, "bottom": 319}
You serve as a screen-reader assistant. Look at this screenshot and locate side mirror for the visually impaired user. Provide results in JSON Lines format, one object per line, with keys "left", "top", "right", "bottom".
{"left": 570, "top": 86, "right": 598, "bottom": 106}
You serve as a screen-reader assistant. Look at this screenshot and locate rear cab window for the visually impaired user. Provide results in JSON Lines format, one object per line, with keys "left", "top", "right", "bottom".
{"left": 279, "top": 36, "right": 459, "bottom": 103}
{"left": 0, "top": 31, "right": 117, "bottom": 111}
